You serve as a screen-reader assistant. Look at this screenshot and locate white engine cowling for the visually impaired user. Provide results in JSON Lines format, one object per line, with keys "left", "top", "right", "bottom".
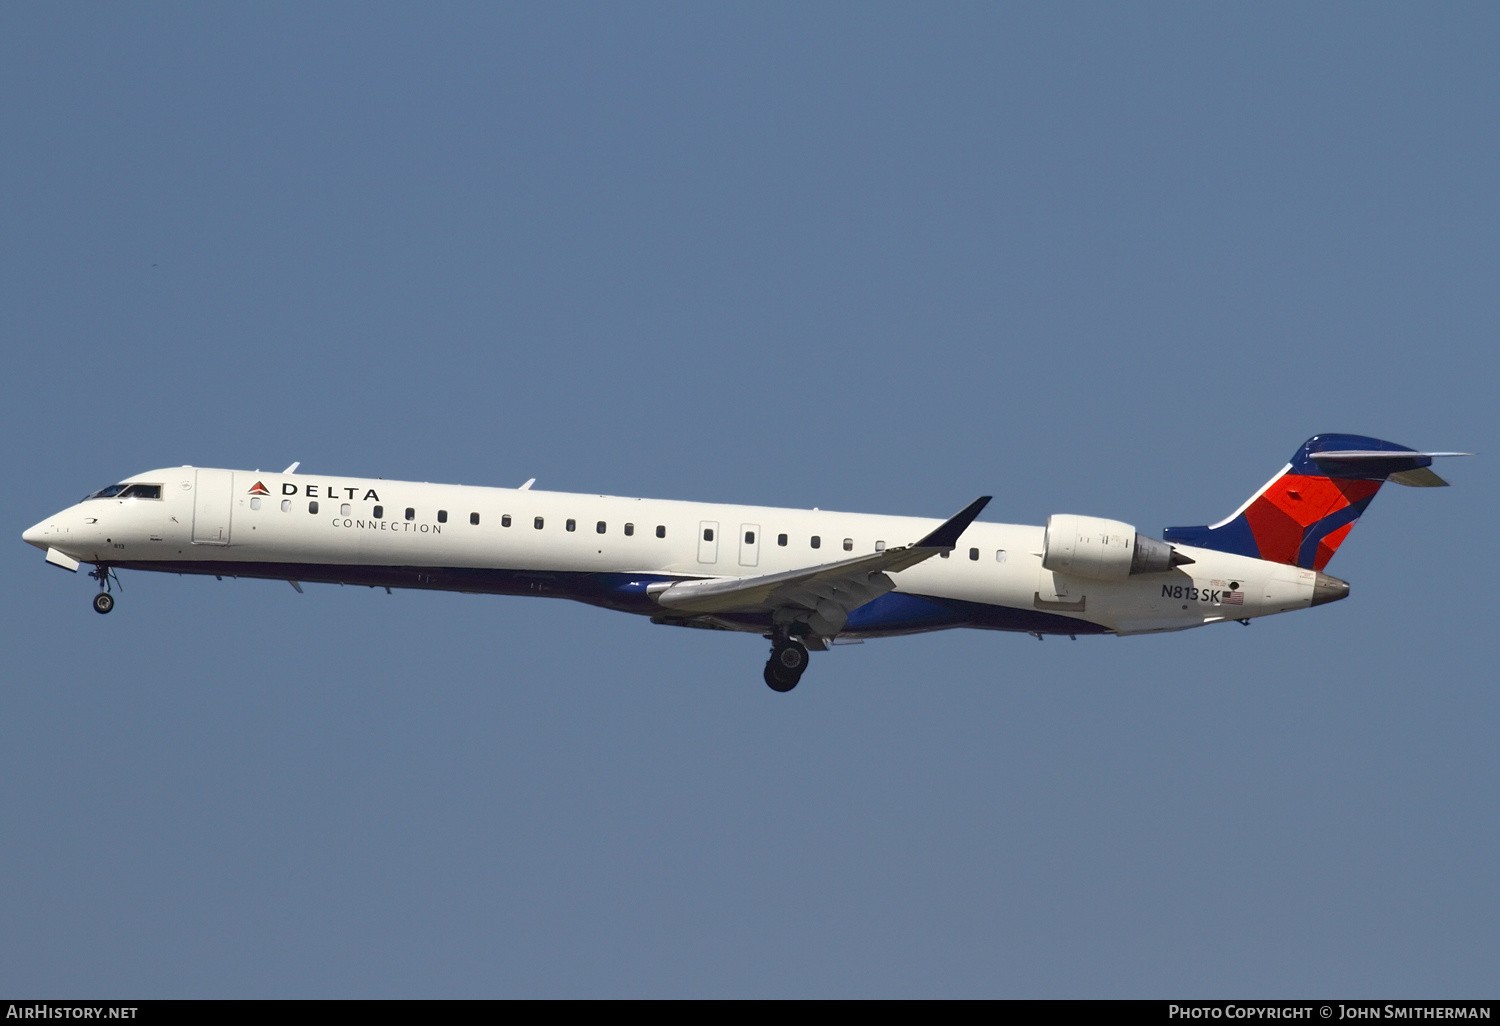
{"left": 1043, "top": 514, "right": 1185, "bottom": 580}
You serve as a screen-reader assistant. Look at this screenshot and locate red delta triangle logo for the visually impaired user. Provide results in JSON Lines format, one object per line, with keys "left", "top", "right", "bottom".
{"left": 248, "top": 482, "right": 271, "bottom": 496}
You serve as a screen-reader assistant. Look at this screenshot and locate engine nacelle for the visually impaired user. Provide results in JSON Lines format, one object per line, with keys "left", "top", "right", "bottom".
{"left": 1042, "top": 514, "right": 1189, "bottom": 580}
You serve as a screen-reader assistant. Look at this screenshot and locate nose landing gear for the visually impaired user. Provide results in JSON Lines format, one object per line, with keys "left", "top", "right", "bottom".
{"left": 88, "top": 564, "right": 119, "bottom": 614}
{"left": 763, "top": 635, "right": 809, "bottom": 692}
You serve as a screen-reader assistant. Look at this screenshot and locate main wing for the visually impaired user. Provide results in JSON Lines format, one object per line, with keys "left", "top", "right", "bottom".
{"left": 647, "top": 496, "right": 991, "bottom": 637}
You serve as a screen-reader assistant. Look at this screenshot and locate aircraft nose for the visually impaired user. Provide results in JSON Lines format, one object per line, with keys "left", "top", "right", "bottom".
{"left": 22, "top": 519, "right": 50, "bottom": 549}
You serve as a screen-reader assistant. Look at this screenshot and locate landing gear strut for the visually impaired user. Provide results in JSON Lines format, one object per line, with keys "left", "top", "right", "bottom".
{"left": 763, "top": 636, "right": 808, "bottom": 692}
{"left": 89, "top": 564, "right": 118, "bottom": 614}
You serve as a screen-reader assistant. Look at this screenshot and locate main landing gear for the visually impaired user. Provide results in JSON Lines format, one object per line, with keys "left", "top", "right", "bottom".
{"left": 89, "top": 564, "right": 118, "bottom": 614}
{"left": 763, "top": 635, "right": 809, "bottom": 692}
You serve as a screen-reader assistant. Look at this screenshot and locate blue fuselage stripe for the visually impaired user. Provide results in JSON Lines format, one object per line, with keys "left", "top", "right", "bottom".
{"left": 107, "top": 559, "right": 1109, "bottom": 636}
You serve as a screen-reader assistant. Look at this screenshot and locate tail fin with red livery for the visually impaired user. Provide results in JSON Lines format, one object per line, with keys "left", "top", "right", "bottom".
{"left": 1163, "top": 434, "right": 1467, "bottom": 571}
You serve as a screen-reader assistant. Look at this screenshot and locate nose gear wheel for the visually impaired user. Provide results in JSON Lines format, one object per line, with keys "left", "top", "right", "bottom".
{"left": 88, "top": 564, "right": 120, "bottom": 613}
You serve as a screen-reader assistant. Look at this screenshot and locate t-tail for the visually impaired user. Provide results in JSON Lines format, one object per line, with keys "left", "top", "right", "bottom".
{"left": 1163, "top": 434, "right": 1468, "bottom": 571}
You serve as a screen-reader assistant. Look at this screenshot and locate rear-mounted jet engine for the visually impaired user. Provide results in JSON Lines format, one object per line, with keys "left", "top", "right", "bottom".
{"left": 1042, "top": 514, "right": 1194, "bottom": 580}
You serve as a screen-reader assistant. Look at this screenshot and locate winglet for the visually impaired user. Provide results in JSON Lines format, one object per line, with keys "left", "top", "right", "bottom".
{"left": 915, "top": 496, "right": 992, "bottom": 550}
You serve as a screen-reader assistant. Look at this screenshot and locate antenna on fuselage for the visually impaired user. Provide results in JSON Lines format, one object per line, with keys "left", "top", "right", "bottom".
{"left": 283, "top": 461, "right": 300, "bottom": 474}
{"left": 519, "top": 478, "right": 535, "bottom": 490}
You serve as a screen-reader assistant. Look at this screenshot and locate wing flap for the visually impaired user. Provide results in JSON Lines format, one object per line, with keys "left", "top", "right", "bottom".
{"left": 649, "top": 496, "right": 991, "bottom": 622}
{"left": 649, "top": 550, "right": 887, "bottom": 613}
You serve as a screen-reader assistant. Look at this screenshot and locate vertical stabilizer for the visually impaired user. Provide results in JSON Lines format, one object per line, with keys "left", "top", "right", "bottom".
{"left": 1163, "top": 434, "right": 1465, "bottom": 570}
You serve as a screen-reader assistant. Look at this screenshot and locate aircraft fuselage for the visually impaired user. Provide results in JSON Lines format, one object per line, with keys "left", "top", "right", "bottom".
{"left": 23, "top": 466, "right": 1332, "bottom": 648}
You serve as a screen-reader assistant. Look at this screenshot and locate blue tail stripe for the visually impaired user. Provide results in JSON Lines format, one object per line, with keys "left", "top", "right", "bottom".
{"left": 1163, "top": 517, "right": 1260, "bottom": 558}
{"left": 1294, "top": 495, "right": 1374, "bottom": 569}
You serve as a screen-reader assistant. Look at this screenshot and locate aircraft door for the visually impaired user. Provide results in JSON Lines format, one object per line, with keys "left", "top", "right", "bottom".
{"left": 739, "top": 523, "right": 760, "bottom": 567}
{"left": 697, "top": 521, "right": 719, "bottom": 564}
{"left": 192, "top": 468, "right": 234, "bottom": 545}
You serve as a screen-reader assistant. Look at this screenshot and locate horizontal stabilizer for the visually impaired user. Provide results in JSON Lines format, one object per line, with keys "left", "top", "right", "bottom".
{"left": 1303, "top": 446, "right": 1469, "bottom": 480}
{"left": 1388, "top": 467, "right": 1449, "bottom": 487}
{"left": 1308, "top": 451, "right": 1469, "bottom": 460}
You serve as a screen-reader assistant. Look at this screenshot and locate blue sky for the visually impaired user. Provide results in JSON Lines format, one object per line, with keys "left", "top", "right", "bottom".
{"left": 2, "top": 3, "right": 1495, "bottom": 997}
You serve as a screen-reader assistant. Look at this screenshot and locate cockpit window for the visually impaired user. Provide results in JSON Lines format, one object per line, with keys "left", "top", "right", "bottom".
{"left": 86, "top": 482, "right": 163, "bottom": 500}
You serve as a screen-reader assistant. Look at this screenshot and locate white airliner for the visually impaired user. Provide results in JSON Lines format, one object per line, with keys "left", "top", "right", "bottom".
{"left": 23, "top": 434, "right": 1464, "bottom": 691}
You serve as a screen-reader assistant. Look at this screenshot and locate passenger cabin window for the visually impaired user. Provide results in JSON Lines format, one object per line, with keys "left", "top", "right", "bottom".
{"left": 281, "top": 499, "right": 291, "bottom": 513}
{"left": 745, "top": 530, "right": 755, "bottom": 544}
{"left": 535, "top": 517, "right": 544, "bottom": 530}
{"left": 703, "top": 528, "right": 714, "bottom": 542}
{"left": 843, "top": 538, "right": 853, "bottom": 551}
{"left": 470, "top": 512, "right": 480, "bottom": 525}
{"left": 405, "top": 507, "right": 415, "bottom": 521}
{"left": 373, "top": 505, "right": 383, "bottom": 519}
{"left": 875, "top": 540, "right": 885, "bottom": 551}
{"left": 655, "top": 525, "right": 665, "bottom": 538}
{"left": 566, "top": 519, "right": 576, "bottom": 532}
{"left": 341, "top": 503, "right": 351, "bottom": 516}
{"left": 309, "top": 501, "right": 319, "bottom": 514}
{"left": 811, "top": 536, "right": 821, "bottom": 549}
{"left": 969, "top": 547, "right": 979, "bottom": 561}
{"left": 995, "top": 549, "right": 1007, "bottom": 563}
{"left": 624, "top": 523, "right": 635, "bottom": 536}
{"left": 777, "top": 533, "right": 787, "bottom": 546}
{"left": 437, "top": 510, "right": 447, "bottom": 523}
{"left": 250, "top": 497, "right": 261, "bottom": 510}
{"left": 940, "top": 550, "right": 950, "bottom": 558}
{"left": 596, "top": 521, "right": 606, "bottom": 534}
{"left": 502, "top": 515, "right": 511, "bottom": 527}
